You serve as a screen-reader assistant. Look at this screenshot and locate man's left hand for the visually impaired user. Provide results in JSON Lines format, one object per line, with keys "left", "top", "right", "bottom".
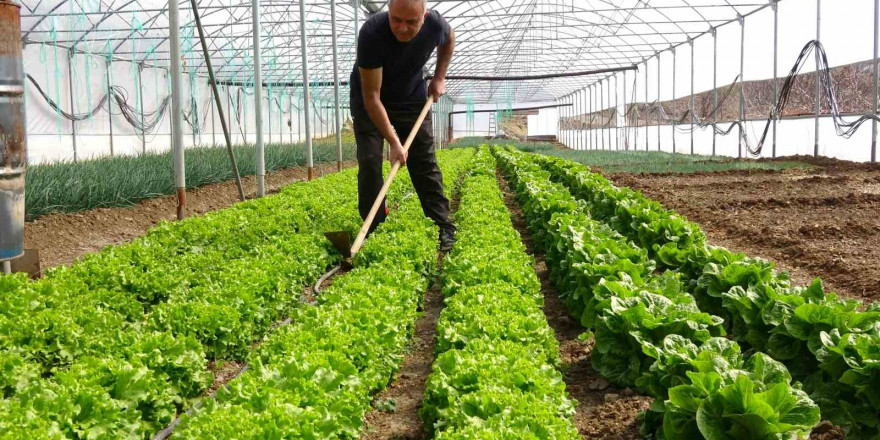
{"left": 428, "top": 77, "right": 446, "bottom": 102}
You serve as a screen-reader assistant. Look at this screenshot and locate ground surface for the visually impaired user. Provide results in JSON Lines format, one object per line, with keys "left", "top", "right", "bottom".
{"left": 610, "top": 157, "right": 880, "bottom": 302}
{"left": 24, "top": 161, "right": 355, "bottom": 271}
{"left": 497, "top": 170, "right": 651, "bottom": 439}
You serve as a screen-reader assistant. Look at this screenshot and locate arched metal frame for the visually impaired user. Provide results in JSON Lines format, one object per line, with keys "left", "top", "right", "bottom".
{"left": 20, "top": 0, "right": 777, "bottom": 105}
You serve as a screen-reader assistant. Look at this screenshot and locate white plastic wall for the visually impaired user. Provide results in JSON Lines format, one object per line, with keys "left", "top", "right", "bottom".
{"left": 23, "top": 45, "right": 341, "bottom": 165}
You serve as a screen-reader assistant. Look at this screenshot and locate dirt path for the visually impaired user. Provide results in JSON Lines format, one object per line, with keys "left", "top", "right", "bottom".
{"left": 24, "top": 161, "right": 355, "bottom": 271}
{"left": 360, "top": 279, "right": 443, "bottom": 440}
{"left": 359, "top": 180, "right": 463, "bottom": 440}
{"left": 610, "top": 161, "right": 880, "bottom": 302}
{"left": 496, "top": 169, "right": 651, "bottom": 439}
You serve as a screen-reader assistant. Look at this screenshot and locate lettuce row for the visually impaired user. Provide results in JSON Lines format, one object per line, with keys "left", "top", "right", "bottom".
{"left": 0, "top": 168, "right": 366, "bottom": 438}
{"left": 421, "top": 148, "right": 579, "bottom": 439}
{"left": 493, "top": 147, "right": 820, "bottom": 440}
{"left": 533, "top": 152, "right": 880, "bottom": 439}
{"left": 0, "top": 149, "right": 469, "bottom": 439}
{"left": 171, "top": 149, "right": 475, "bottom": 439}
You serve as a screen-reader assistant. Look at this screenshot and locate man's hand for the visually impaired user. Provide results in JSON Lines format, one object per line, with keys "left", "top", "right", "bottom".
{"left": 428, "top": 77, "right": 445, "bottom": 102}
{"left": 390, "top": 139, "right": 408, "bottom": 165}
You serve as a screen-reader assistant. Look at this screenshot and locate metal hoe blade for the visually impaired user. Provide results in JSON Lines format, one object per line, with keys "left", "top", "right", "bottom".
{"left": 324, "top": 231, "right": 352, "bottom": 259}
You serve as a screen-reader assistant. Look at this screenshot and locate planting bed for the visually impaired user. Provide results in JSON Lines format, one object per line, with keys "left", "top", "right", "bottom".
{"left": 611, "top": 159, "right": 880, "bottom": 302}
{"left": 3, "top": 145, "right": 877, "bottom": 440}
{"left": 24, "top": 161, "right": 354, "bottom": 271}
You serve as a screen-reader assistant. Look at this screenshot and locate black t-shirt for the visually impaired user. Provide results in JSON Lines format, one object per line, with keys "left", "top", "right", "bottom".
{"left": 350, "top": 10, "right": 450, "bottom": 115}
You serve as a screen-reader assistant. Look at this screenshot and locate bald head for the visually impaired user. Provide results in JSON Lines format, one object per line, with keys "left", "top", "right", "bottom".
{"left": 388, "top": 0, "right": 426, "bottom": 11}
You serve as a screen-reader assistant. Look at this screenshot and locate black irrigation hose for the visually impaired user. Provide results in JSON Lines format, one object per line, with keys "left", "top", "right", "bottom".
{"left": 151, "top": 313, "right": 299, "bottom": 440}
{"left": 26, "top": 73, "right": 109, "bottom": 121}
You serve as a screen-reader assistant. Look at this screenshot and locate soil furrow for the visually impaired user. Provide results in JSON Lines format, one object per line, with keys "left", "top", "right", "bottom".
{"left": 495, "top": 169, "right": 651, "bottom": 440}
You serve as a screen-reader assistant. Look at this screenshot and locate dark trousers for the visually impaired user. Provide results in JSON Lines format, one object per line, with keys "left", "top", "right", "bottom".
{"left": 353, "top": 108, "right": 453, "bottom": 234}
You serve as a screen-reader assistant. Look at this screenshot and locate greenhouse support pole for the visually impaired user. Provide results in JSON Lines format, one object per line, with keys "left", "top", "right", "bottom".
{"left": 739, "top": 15, "right": 745, "bottom": 159}
{"left": 773, "top": 1, "right": 779, "bottom": 158}
{"left": 138, "top": 64, "right": 146, "bottom": 154}
{"left": 191, "top": 0, "right": 245, "bottom": 201}
{"left": 656, "top": 53, "right": 660, "bottom": 151}
{"left": 615, "top": 74, "right": 619, "bottom": 150}
{"left": 582, "top": 89, "right": 587, "bottom": 150}
{"left": 67, "top": 51, "right": 77, "bottom": 162}
{"left": 690, "top": 39, "right": 695, "bottom": 155}
{"left": 600, "top": 80, "right": 606, "bottom": 150}
{"left": 252, "top": 0, "right": 265, "bottom": 197}
{"left": 332, "top": 0, "right": 342, "bottom": 171}
{"left": 712, "top": 27, "right": 717, "bottom": 156}
{"left": 268, "top": 92, "right": 273, "bottom": 145}
{"left": 623, "top": 72, "right": 629, "bottom": 151}
{"left": 634, "top": 71, "right": 638, "bottom": 150}
{"left": 289, "top": 90, "right": 293, "bottom": 144}
{"left": 210, "top": 89, "right": 216, "bottom": 147}
{"left": 873, "top": 0, "right": 878, "bottom": 162}
{"left": 300, "top": 0, "right": 314, "bottom": 180}
{"left": 106, "top": 59, "right": 114, "bottom": 156}
{"left": 594, "top": 86, "right": 599, "bottom": 149}
{"left": 814, "top": 0, "right": 821, "bottom": 157}
{"left": 169, "top": 0, "right": 186, "bottom": 220}
{"left": 672, "top": 48, "right": 676, "bottom": 153}
{"left": 644, "top": 59, "right": 649, "bottom": 151}
{"left": 588, "top": 86, "right": 593, "bottom": 150}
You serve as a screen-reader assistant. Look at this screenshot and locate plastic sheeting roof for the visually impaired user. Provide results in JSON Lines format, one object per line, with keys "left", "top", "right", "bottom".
{"left": 18, "top": 0, "right": 774, "bottom": 104}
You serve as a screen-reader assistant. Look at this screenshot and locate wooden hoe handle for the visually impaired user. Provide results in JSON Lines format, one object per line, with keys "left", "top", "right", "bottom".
{"left": 349, "top": 98, "right": 434, "bottom": 256}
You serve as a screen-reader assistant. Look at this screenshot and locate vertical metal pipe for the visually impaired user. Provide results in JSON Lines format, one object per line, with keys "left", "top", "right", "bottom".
{"left": 67, "top": 51, "right": 77, "bottom": 162}
{"left": 227, "top": 86, "right": 233, "bottom": 144}
{"left": 169, "top": 0, "right": 185, "bottom": 219}
{"left": 614, "top": 74, "right": 619, "bottom": 150}
{"left": 268, "top": 92, "right": 272, "bottom": 145}
{"left": 582, "top": 89, "right": 587, "bottom": 150}
{"left": 601, "top": 79, "right": 606, "bottom": 150}
{"left": 645, "top": 58, "right": 649, "bottom": 150}
{"left": 210, "top": 86, "right": 216, "bottom": 147}
{"left": 814, "top": 0, "right": 821, "bottom": 157}
{"left": 634, "top": 69, "right": 639, "bottom": 150}
{"left": 874, "top": 0, "right": 879, "bottom": 162}
{"left": 138, "top": 64, "right": 146, "bottom": 154}
{"left": 690, "top": 39, "right": 695, "bottom": 155}
{"left": 300, "top": 0, "right": 314, "bottom": 179}
{"left": 657, "top": 53, "right": 661, "bottom": 151}
{"left": 252, "top": 0, "right": 265, "bottom": 196}
{"left": 739, "top": 15, "right": 745, "bottom": 159}
{"left": 672, "top": 48, "right": 676, "bottom": 153}
{"left": 354, "top": 0, "right": 360, "bottom": 38}
{"left": 289, "top": 89, "right": 293, "bottom": 144}
{"left": 712, "top": 27, "right": 717, "bottom": 156}
{"left": 589, "top": 86, "right": 594, "bottom": 149}
{"left": 106, "top": 59, "right": 114, "bottom": 156}
{"left": 773, "top": 1, "right": 779, "bottom": 158}
{"left": 623, "top": 70, "right": 628, "bottom": 150}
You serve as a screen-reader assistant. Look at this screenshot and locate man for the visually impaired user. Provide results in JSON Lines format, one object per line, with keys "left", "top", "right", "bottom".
{"left": 349, "top": 0, "right": 456, "bottom": 251}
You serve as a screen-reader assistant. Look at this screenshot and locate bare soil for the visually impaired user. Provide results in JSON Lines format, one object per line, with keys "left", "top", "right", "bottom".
{"left": 360, "top": 278, "right": 443, "bottom": 440}
{"left": 610, "top": 157, "right": 880, "bottom": 302}
{"left": 23, "top": 161, "right": 355, "bottom": 272}
{"left": 360, "top": 180, "right": 463, "bottom": 440}
{"left": 496, "top": 170, "right": 651, "bottom": 439}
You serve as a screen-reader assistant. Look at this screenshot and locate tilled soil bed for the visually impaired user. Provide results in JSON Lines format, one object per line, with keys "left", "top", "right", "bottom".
{"left": 609, "top": 157, "right": 880, "bottom": 302}
{"left": 24, "top": 161, "right": 355, "bottom": 271}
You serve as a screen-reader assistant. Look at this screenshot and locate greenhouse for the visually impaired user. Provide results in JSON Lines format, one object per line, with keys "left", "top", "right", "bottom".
{"left": 1, "top": 0, "right": 879, "bottom": 439}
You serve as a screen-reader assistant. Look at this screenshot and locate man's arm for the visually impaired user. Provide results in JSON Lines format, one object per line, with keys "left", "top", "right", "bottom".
{"left": 428, "top": 28, "right": 455, "bottom": 102}
{"left": 360, "top": 66, "right": 407, "bottom": 164}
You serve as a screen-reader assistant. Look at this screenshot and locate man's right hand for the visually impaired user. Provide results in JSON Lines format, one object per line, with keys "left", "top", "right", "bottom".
{"left": 390, "top": 141, "right": 408, "bottom": 165}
